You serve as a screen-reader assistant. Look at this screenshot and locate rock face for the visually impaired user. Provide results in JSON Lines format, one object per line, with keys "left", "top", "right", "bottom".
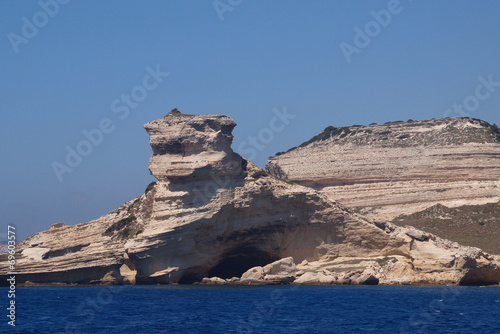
{"left": 266, "top": 118, "right": 500, "bottom": 221}
{"left": 145, "top": 110, "right": 242, "bottom": 182}
{"left": 392, "top": 202, "right": 500, "bottom": 255}
{"left": 2, "top": 112, "right": 500, "bottom": 286}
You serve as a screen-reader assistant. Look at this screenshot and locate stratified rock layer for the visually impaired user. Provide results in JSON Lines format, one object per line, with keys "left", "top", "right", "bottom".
{"left": 2, "top": 112, "right": 500, "bottom": 286}
{"left": 266, "top": 118, "right": 500, "bottom": 221}
{"left": 145, "top": 110, "right": 242, "bottom": 182}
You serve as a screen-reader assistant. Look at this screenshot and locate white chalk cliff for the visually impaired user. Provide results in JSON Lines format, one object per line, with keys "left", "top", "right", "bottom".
{"left": 2, "top": 111, "right": 500, "bottom": 286}
{"left": 266, "top": 118, "right": 500, "bottom": 221}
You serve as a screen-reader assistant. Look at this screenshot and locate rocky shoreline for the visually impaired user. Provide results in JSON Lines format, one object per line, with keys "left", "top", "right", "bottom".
{"left": 2, "top": 111, "right": 500, "bottom": 287}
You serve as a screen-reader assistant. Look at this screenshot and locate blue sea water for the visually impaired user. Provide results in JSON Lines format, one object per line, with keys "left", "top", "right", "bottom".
{"left": 1, "top": 285, "right": 500, "bottom": 333}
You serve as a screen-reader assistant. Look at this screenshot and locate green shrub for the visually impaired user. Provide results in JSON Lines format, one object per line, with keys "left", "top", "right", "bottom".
{"left": 481, "top": 120, "right": 491, "bottom": 127}
{"left": 119, "top": 228, "right": 131, "bottom": 238}
{"left": 485, "top": 123, "right": 500, "bottom": 142}
{"left": 145, "top": 181, "right": 157, "bottom": 194}
{"left": 104, "top": 215, "right": 136, "bottom": 236}
{"left": 297, "top": 126, "right": 346, "bottom": 148}
{"left": 376, "top": 257, "right": 397, "bottom": 265}
{"left": 339, "top": 128, "right": 352, "bottom": 138}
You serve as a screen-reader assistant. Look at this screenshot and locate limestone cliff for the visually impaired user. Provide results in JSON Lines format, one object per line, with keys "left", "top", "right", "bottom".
{"left": 2, "top": 112, "right": 500, "bottom": 286}
{"left": 266, "top": 118, "right": 500, "bottom": 221}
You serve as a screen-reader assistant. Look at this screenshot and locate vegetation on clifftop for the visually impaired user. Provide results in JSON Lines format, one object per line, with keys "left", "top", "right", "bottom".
{"left": 392, "top": 202, "right": 500, "bottom": 255}
{"left": 463, "top": 117, "right": 500, "bottom": 142}
{"left": 273, "top": 117, "right": 500, "bottom": 157}
{"left": 275, "top": 125, "right": 365, "bottom": 155}
{"left": 103, "top": 215, "right": 138, "bottom": 239}
{"left": 145, "top": 181, "right": 157, "bottom": 194}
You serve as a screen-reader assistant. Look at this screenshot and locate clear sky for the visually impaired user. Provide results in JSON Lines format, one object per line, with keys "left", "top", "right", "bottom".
{"left": 1, "top": 0, "right": 499, "bottom": 241}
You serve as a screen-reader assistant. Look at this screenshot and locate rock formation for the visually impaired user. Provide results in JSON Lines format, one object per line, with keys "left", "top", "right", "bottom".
{"left": 2, "top": 112, "right": 500, "bottom": 286}
{"left": 392, "top": 202, "right": 500, "bottom": 255}
{"left": 266, "top": 118, "right": 500, "bottom": 221}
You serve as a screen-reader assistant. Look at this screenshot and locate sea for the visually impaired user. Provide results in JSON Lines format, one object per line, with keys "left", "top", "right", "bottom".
{"left": 2, "top": 285, "right": 499, "bottom": 333}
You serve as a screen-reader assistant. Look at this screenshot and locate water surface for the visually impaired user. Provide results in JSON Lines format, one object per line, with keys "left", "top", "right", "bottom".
{"left": 2, "top": 285, "right": 500, "bottom": 333}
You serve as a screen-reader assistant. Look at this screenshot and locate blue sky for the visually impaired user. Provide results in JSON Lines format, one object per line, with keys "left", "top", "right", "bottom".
{"left": 1, "top": 0, "right": 499, "bottom": 241}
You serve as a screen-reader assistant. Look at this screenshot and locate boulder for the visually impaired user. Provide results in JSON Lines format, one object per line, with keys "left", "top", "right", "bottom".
{"left": 240, "top": 266, "right": 264, "bottom": 281}
{"left": 201, "top": 277, "right": 226, "bottom": 284}
{"left": 406, "top": 229, "right": 429, "bottom": 242}
{"left": 262, "top": 257, "right": 297, "bottom": 276}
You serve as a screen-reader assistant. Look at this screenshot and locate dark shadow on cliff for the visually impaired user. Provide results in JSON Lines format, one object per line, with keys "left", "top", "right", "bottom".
{"left": 205, "top": 245, "right": 278, "bottom": 280}
{"left": 164, "top": 158, "right": 248, "bottom": 209}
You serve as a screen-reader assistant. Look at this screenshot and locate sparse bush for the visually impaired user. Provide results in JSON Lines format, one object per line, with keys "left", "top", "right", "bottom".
{"left": 339, "top": 128, "right": 352, "bottom": 138}
{"left": 145, "top": 181, "right": 157, "bottom": 194}
{"left": 485, "top": 123, "right": 500, "bottom": 142}
{"left": 376, "top": 257, "right": 397, "bottom": 265}
{"left": 481, "top": 120, "right": 491, "bottom": 127}
{"left": 104, "top": 215, "right": 136, "bottom": 236}
{"left": 119, "top": 228, "right": 131, "bottom": 239}
{"left": 297, "top": 126, "right": 352, "bottom": 148}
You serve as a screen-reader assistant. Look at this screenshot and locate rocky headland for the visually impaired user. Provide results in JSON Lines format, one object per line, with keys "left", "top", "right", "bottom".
{"left": 2, "top": 112, "right": 500, "bottom": 286}
{"left": 266, "top": 118, "right": 500, "bottom": 223}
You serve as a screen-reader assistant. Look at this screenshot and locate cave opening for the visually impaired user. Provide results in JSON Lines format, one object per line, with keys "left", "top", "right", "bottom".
{"left": 207, "top": 245, "right": 278, "bottom": 279}
{"left": 458, "top": 269, "right": 500, "bottom": 286}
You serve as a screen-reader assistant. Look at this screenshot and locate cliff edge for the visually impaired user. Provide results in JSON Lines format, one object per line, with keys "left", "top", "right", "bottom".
{"left": 2, "top": 112, "right": 499, "bottom": 286}
{"left": 266, "top": 118, "right": 500, "bottom": 221}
